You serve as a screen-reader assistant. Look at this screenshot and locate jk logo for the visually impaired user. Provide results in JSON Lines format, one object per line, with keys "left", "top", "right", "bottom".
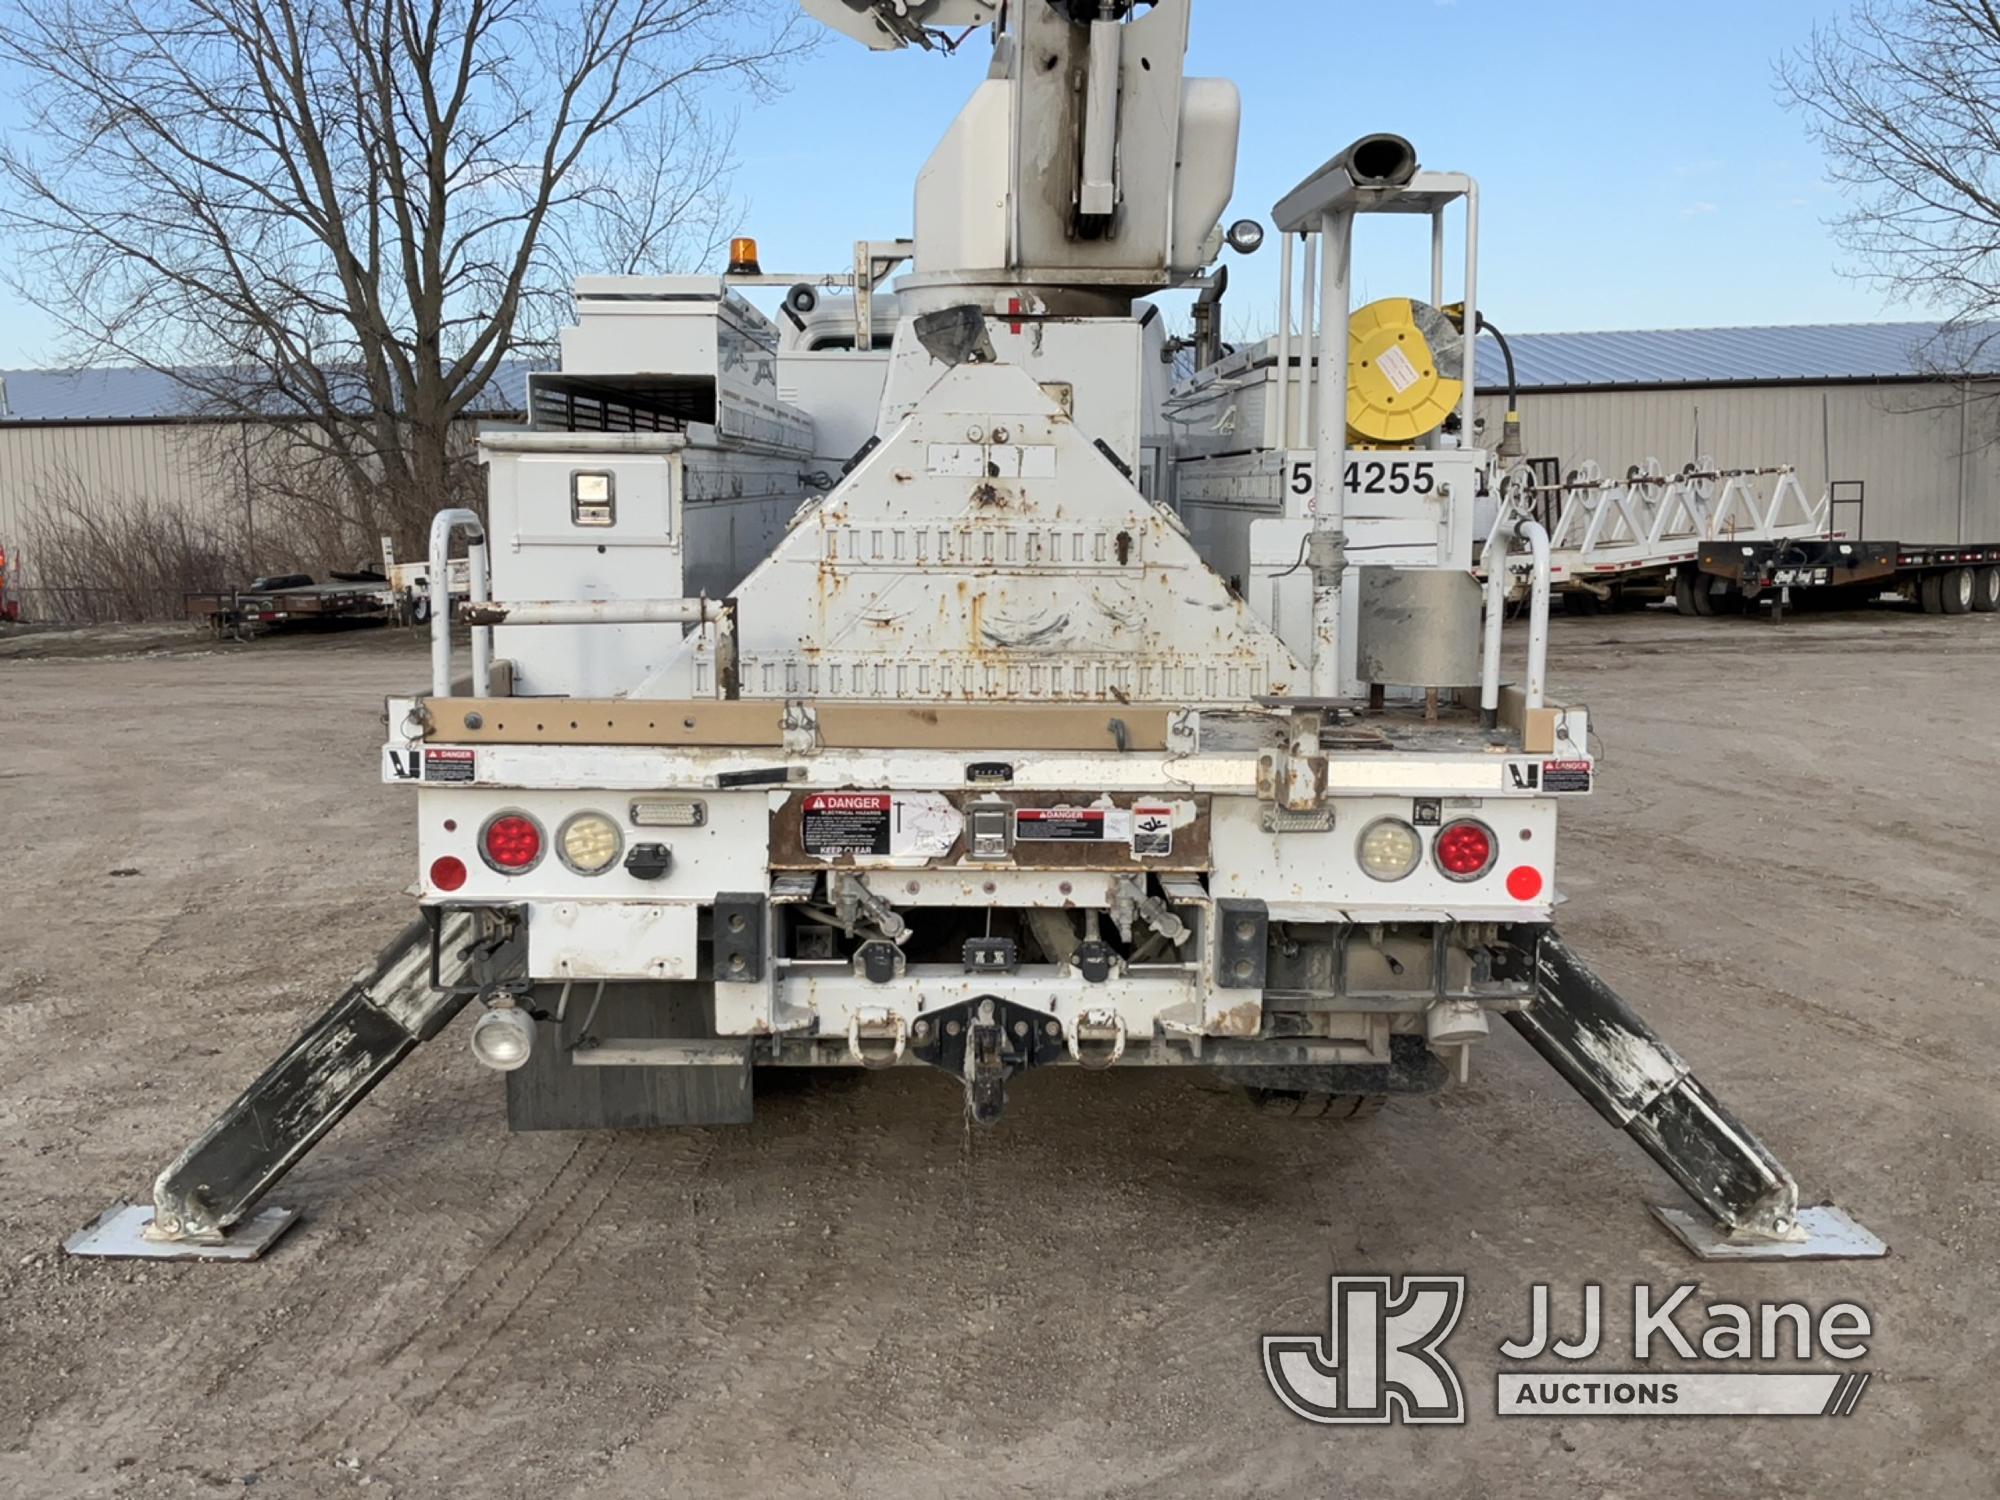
{"left": 1263, "top": 1276, "right": 1467, "bottom": 1425}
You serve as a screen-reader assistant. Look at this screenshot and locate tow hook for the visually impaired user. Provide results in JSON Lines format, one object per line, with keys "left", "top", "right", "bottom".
{"left": 964, "top": 998, "right": 1008, "bottom": 1124}
{"left": 846, "top": 1009, "right": 907, "bottom": 1069}
{"left": 1069, "top": 1009, "right": 1127, "bottom": 1071}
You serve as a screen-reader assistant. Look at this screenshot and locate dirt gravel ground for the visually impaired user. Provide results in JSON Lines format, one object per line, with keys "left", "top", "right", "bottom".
{"left": 0, "top": 610, "right": 1994, "bottom": 1498}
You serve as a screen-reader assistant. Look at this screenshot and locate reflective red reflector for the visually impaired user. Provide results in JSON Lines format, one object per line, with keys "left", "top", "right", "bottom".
{"left": 1506, "top": 865, "right": 1545, "bottom": 902}
{"left": 430, "top": 855, "right": 468, "bottom": 892}
{"left": 482, "top": 814, "right": 542, "bottom": 871}
{"left": 1434, "top": 820, "right": 1496, "bottom": 879}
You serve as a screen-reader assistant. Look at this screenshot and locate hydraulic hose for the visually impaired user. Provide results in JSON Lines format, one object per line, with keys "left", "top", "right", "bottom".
{"left": 1477, "top": 313, "right": 1522, "bottom": 460}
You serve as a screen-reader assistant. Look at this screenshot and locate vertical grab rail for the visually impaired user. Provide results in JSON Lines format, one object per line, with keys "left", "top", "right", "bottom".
{"left": 428, "top": 508, "right": 489, "bottom": 698}
{"left": 1276, "top": 230, "right": 1294, "bottom": 449}
{"left": 1308, "top": 213, "right": 1351, "bottom": 698}
{"left": 1479, "top": 516, "right": 1553, "bottom": 728}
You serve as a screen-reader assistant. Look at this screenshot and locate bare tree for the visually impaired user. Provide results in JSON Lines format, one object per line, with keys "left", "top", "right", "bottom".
{"left": 1779, "top": 1, "right": 2000, "bottom": 362}
{"left": 0, "top": 0, "right": 807, "bottom": 561}
{"left": 24, "top": 467, "right": 250, "bottom": 624}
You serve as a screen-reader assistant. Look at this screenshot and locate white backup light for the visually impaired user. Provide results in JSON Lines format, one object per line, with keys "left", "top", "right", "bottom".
{"left": 1358, "top": 818, "right": 1422, "bottom": 882}
{"left": 557, "top": 811, "right": 623, "bottom": 874}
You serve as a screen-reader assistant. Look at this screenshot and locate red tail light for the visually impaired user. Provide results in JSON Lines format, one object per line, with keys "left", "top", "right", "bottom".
{"left": 480, "top": 813, "right": 544, "bottom": 872}
{"left": 429, "top": 855, "right": 468, "bottom": 892}
{"left": 1434, "top": 819, "right": 1496, "bottom": 880}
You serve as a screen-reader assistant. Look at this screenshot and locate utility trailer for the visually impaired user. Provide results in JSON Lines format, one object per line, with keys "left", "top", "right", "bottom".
{"left": 71, "top": 0, "right": 1885, "bottom": 1268}
{"left": 185, "top": 576, "right": 397, "bottom": 639}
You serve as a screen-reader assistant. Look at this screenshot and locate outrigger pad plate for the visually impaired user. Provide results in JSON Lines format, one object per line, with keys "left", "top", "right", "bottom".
{"left": 64, "top": 1201, "right": 298, "bottom": 1262}
{"left": 1652, "top": 1204, "right": 1888, "bottom": 1262}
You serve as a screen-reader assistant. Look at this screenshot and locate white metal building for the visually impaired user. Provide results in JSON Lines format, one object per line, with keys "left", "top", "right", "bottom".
{"left": 7, "top": 325, "right": 2000, "bottom": 619}
{"left": 1472, "top": 322, "right": 2000, "bottom": 545}
{"left": 0, "top": 365, "right": 529, "bottom": 617}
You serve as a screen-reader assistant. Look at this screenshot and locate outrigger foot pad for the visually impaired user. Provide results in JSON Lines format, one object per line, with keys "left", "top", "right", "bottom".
{"left": 65, "top": 909, "right": 515, "bottom": 1262}
{"left": 1507, "top": 928, "right": 1888, "bottom": 1262}
{"left": 63, "top": 1202, "right": 297, "bottom": 1262}
{"left": 1652, "top": 1204, "right": 1888, "bottom": 1262}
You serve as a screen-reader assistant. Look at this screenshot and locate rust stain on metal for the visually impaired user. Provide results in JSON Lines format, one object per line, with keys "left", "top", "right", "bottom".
{"left": 1211, "top": 1000, "right": 1263, "bottom": 1038}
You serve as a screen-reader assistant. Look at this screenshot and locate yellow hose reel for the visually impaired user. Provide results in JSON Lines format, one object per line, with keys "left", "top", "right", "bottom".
{"left": 1346, "top": 296, "right": 1465, "bottom": 447}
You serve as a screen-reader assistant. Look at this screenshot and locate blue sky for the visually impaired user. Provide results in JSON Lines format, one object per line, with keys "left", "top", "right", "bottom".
{"left": 0, "top": 0, "right": 1899, "bottom": 366}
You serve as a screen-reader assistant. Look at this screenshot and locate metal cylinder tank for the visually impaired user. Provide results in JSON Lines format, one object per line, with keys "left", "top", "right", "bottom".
{"left": 1355, "top": 567, "right": 1483, "bottom": 688}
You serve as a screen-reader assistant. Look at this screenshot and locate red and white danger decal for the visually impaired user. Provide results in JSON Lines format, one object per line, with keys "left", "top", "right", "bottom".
{"left": 801, "top": 792, "right": 962, "bottom": 859}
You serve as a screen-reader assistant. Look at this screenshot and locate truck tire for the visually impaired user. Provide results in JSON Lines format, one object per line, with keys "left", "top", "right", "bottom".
{"left": 1941, "top": 567, "right": 1975, "bottom": 615}
{"left": 1246, "top": 1088, "right": 1385, "bottom": 1121}
{"left": 1974, "top": 565, "right": 2000, "bottom": 613}
{"left": 1689, "top": 576, "right": 1721, "bottom": 616}
{"left": 1673, "top": 572, "right": 1701, "bottom": 617}
{"left": 1919, "top": 572, "right": 1946, "bottom": 614}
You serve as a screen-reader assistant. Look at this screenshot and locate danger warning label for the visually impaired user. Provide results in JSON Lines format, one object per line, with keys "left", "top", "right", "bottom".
{"left": 1540, "top": 759, "right": 1594, "bottom": 794}
{"left": 801, "top": 792, "right": 962, "bottom": 860}
{"left": 802, "top": 792, "right": 891, "bottom": 857}
{"left": 1016, "top": 807, "right": 1129, "bottom": 843}
{"left": 424, "top": 748, "right": 475, "bottom": 783}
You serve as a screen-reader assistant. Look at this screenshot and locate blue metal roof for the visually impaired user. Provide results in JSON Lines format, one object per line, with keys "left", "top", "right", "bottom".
{"left": 1471, "top": 320, "right": 2000, "bottom": 393}
{"left": 0, "top": 361, "right": 534, "bottom": 423}
{"left": 5, "top": 324, "right": 1994, "bottom": 419}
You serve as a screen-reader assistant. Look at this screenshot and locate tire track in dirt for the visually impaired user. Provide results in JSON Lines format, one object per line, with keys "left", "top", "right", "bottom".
{"left": 291, "top": 1133, "right": 623, "bottom": 1455}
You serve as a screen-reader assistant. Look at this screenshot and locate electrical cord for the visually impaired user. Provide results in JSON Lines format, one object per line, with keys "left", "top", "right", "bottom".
{"left": 1268, "top": 535, "right": 1437, "bottom": 580}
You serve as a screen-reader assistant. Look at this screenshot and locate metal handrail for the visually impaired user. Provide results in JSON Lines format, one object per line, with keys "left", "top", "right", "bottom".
{"left": 1479, "top": 516, "right": 1552, "bottom": 728}
{"left": 428, "top": 509, "right": 489, "bottom": 697}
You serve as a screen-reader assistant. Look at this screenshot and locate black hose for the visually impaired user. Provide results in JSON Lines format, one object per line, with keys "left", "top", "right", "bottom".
{"left": 1478, "top": 314, "right": 1519, "bottom": 416}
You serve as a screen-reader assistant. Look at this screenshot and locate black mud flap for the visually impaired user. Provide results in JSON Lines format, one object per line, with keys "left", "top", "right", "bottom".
{"left": 507, "top": 981, "right": 751, "bottom": 1131}
{"left": 1505, "top": 928, "right": 1886, "bottom": 1260}
{"left": 66, "top": 909, "right": 515, "bottom": 1259}
{"left": 908, "top": 997, "right": 1069, "bottom": 1125}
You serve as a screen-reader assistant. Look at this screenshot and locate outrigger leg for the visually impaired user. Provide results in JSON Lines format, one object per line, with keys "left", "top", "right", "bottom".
{"left": 1506, "top": 928, "right": 1887, "bottom": 1261}
{"left": 65, "top": 910, "right": 516, "bottom": 1261}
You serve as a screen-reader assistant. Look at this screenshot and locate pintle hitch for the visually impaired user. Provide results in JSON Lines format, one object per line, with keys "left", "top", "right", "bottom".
{"left": 909, "top": 997, "right": 1069, "bottom": 1125}
{"left": 64, "top": 909, "right": 521, "bottom": 1262}
{"left": 1506, "top": 928, "right": 1886, "bottom": 1261}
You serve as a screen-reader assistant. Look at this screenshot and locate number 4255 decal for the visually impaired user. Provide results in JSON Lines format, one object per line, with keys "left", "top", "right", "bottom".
{"left": 1290, "top": 459, "right": 1438, "bottom": 498}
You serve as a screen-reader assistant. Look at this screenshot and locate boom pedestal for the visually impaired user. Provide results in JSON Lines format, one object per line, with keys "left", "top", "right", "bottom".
{"left": 1507, "top": 928, "right": 1886, "bottom": 1261}
{"left": 65, "top": 912, "right": 512, "bottom": 1262}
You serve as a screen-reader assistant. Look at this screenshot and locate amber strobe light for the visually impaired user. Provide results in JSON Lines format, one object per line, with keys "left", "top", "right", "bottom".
{"left": 727, "top": 236, "right": 762, "bottom": 275}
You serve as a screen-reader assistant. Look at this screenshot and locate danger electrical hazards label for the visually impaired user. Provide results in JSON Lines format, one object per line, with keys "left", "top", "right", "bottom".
{"left": 801, "top": 792, "right": 962, "bottom": 860}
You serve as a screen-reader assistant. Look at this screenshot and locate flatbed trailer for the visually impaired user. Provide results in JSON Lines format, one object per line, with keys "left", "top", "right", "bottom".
{"left": 1697, "top": 538, "right": 2000, "bottom": 617}
{"left": 186, "top": 579, "right": 396, "bottom": 638}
